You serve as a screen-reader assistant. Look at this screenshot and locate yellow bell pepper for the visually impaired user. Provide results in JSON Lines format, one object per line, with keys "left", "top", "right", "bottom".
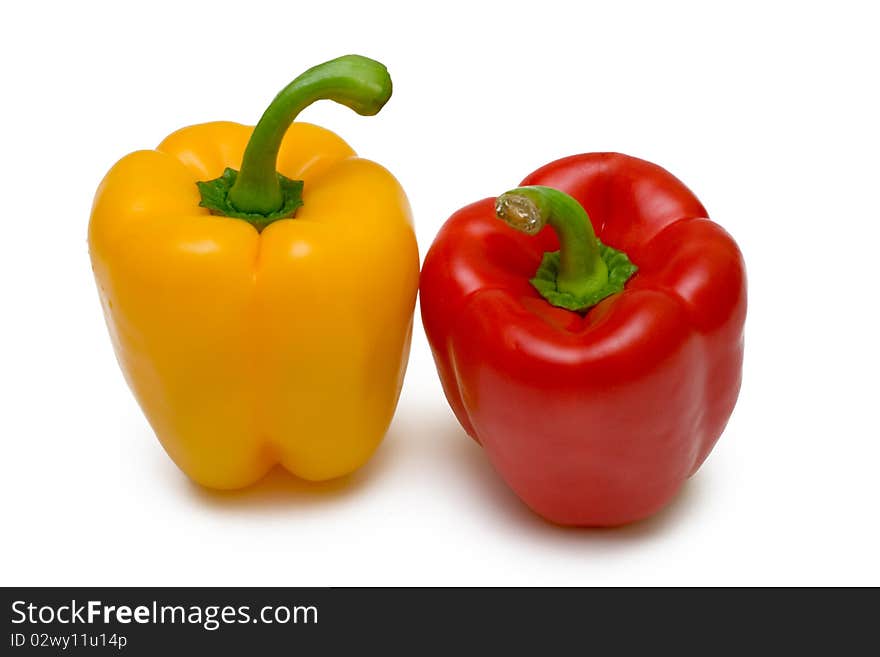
{"left": 88, "top": 55, "right": 419, "bottom": 489}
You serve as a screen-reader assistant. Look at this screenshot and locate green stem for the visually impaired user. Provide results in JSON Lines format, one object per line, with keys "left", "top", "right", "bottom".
{"left": 230, "top": 55, "right": 391, "bottom": 214}
{"left": 495, "top": 186, "right": 638, "bottom": 312}
{"left": 196, "top": 55, "right": 392, "bottom": 230}
{"left": 496, "top": 186, "right": 608, "bottom": 298}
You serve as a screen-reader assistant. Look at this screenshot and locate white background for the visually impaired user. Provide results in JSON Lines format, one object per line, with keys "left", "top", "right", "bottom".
{"left": 2, "top": 0, "right": 878, "bottom": 586}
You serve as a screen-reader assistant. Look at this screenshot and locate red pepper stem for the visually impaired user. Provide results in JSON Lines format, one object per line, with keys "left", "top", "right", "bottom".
{"left": 495, "top": 186, "right": 608, "bottom": 299}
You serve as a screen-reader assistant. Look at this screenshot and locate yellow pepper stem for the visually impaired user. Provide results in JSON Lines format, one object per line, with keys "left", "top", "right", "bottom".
{"left": 197, "top": 55, "right": 392, "bottom": 230}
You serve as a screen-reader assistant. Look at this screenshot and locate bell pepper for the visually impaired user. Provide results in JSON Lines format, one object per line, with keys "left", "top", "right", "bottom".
{"left": 420, "top": 154, "right": 746, "bottom": 526}
{"left": 89, "top": 55, "right": 419, "bottom": 489}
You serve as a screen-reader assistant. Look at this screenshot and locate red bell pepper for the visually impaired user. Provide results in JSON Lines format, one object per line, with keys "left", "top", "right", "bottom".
{"left": 420, "top": 153, "right": 746, "bottom": 526}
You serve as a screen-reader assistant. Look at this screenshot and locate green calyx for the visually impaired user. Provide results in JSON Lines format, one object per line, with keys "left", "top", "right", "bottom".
{"left": 495, "top": 186, "right": 637, "bottom": 312}
{"left": 197, "top": 168, "right": 303, "bottom": 230}
{"left": 197, "top": 54, "right": 392, "bottom": 232}
{"left": 531, "top": 242, "right": 638, "bottom": 311}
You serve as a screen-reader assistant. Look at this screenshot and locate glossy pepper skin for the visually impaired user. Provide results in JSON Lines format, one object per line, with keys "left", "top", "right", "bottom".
{"left": 89, "top": 57, "right": 419, "bottom": 489}
{"left": 420, "top": 153, "right": 746, "bottom": 526}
